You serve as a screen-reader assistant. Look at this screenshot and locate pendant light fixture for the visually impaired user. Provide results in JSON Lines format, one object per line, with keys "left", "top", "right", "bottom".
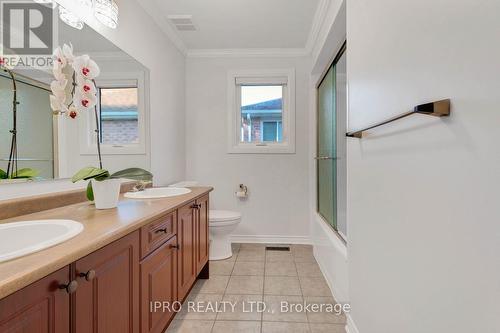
{"left": 94, "top": 0, "right": 119, "bottom": 29}
{"left": 59, "top": 5, "right": 84, "bottom": 30}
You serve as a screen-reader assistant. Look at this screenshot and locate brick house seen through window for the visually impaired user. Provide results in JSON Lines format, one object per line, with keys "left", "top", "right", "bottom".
{"left": 240, "top": 85, "right": 283, "bottom": 143}
{"left": 99, "top": 87, "right": 139, "bottom": 145}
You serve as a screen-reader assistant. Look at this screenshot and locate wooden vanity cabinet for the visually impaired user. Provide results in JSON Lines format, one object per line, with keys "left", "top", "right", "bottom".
{"left": 0, "top": 266, "right": 71, "bottom": 333}
{"left": 176, "top": 201, "right": 197, "bottom": 301}
{"left": 74, "top": 231, "right": 140, "bottom": 333}
{"left": 195, "top": 195, "right": 210, "bottom": 275}
{"left": 140, "top": 236, "right": 178, "bottom": 333}
{"left": 0, "top": 192, "right": 210, "bottom": 333}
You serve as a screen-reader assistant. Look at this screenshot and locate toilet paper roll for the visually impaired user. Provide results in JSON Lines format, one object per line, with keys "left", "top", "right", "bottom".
{"left": 236, "top": 191, "right": 247, "bottom": 198}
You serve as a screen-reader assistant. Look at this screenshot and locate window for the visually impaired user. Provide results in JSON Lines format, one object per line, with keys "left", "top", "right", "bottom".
{"left": 98, "top": 87, "right": 139, "bottom": 145}
{"left": 228, "top": 69, "right": 295, "bottom": 154}
{"left": 79, "top": 72, "right": 147, "bottom": 155}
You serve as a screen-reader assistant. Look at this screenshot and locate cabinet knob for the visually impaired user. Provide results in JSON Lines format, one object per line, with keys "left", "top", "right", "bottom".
{"left": 155, "top": 228, "right": 168, "bottom": 234}
{"left": 170, "top": 244, "right": 180, "bottom": 250}
{"left": 59, "top": 280, "right": 78, "bottom": 294}
{"left": 79, "top": 270, "right": 96, "bottom": 281}
{"left": 190, "top": 203, "right": 202, "bottom": 209}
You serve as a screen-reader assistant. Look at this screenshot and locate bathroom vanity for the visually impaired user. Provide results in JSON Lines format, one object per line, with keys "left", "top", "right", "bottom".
{"left": 0, "top": 187, "right": 212, "bottom": 333}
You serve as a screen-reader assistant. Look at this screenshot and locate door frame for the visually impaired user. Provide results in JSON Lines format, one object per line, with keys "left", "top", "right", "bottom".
{"left": 315, "top": 41, "right": 347, "bottom": 242}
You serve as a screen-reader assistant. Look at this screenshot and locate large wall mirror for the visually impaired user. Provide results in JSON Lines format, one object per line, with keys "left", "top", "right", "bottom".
{"left": 0, "top": 1, "right": 150, "bottom": 184}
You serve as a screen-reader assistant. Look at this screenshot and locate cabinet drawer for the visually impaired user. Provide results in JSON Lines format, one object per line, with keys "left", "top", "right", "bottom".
{"left": 141, "top": 212, "right": 177, "bottom": 258}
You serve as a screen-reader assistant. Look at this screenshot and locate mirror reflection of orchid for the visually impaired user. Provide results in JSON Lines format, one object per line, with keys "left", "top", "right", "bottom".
{"left": 0, "top": 58, "right": 38, "bottom": 180}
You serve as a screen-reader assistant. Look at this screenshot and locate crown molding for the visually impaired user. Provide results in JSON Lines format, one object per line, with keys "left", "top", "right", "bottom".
{"left": 187, "top": 48, "right": 309, "bottom": 58}
{"left": 139, "top": 0, "right": 329, "bottom": 59}
{"left": 136, "top": 0, "right": 188, "bottom": 56}
{"left": 305, "top": 0, "right": 330, "bottom": 54}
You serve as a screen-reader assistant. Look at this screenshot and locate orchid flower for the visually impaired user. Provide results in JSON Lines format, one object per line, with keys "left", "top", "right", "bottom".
{"left": 53, "top": 46, "right": 67, "bottom": 69}
{"left": 50, "top": 95, "right": 68, "bottom": 113}
{"left": 0, "top": 57, "right": 12, "bottom": 70}
{"left": 52, "top": 66, "right": 66, "bottom": 82}
{"left": 77, "top": 79, "right": 97, "bottom": 96}
{"left": 62, "top": 43, "right": 74, "bottom": 64}
{"left": 73, "top": 55, "right": 100, "bottom": 80}
{"left": 67, "top": 105, "right": 78, "bottom": 119}
{"left": 50, "top": 79, "right": 68, "bottom": 100}
{"left": 74, "top": 91, "right": 97, "bottom": 112}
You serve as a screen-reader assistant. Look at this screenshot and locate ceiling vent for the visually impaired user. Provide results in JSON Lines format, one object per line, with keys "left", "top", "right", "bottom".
{"left": 167, "top": 15, "right": 197, "bottom": 31}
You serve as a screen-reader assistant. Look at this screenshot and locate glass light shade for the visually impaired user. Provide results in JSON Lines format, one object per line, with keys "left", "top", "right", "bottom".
{"left": 59, "top": 6, "right": 84, "bottom": 30}
{"left": 94, "top": 0, "right": 118, "bottom": 29}
{"left": 79, "top": 0, "right": 93, "bottom": 8}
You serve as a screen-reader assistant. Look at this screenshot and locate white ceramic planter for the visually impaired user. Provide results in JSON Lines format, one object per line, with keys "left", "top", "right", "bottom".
{"left": 91, "top": 179, "right": 121, "bottom": 209}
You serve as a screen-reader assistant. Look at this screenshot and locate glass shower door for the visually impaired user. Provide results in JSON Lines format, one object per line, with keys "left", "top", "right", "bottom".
{"left": 317, "top": 65, "right": 337, "bottom": 229}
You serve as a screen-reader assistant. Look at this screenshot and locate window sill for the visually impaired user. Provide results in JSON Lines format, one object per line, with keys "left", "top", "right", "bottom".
{"left": 80, "top": 144, "right": 147, "bottom": 156}
{"left": 228, "top": 143, "right": 295, "bottom": 154}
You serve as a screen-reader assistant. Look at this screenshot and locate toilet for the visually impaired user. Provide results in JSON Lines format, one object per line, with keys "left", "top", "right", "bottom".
{"left": 209, "top": 210, "right": 242, "bottom": 260}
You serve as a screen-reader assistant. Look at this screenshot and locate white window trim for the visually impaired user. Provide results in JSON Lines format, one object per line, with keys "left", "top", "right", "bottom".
{"left": 227, "top": 69, "right": 296, "bottom": 154}
{"left": 79, "top": 71, "right": 148, "bottom": 156}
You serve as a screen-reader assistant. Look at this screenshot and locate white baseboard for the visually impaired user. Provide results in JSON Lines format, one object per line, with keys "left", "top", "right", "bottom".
{"left": 315, "top": 253, "right": 341, "bottom": 299}
{"left": 229, "top": 235, "right": 311, "bottom": 245}
{"left": 346, "top": 314, "right": 360, "bottom": 333}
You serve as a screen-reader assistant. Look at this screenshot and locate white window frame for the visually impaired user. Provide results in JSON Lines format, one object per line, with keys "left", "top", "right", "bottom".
{"left": 79, "top": 71, "right": 148, "bottom": 155}
{"left": 227, "top": 69, "right": 295, "bottom": 154}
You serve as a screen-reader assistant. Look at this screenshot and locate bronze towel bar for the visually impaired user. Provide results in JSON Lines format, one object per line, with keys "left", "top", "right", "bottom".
{"left": 346, "top": 99, "right": 451, "bottom": 138}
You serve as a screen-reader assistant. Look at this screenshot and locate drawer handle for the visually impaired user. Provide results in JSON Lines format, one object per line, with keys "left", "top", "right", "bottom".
{"left": 190, "top": 203, "right": 202, "bottom": 209}
{"left": 59, "top": 280, "right": 78, "bottom": 294}
{"left": 170, "top": 244, "right": 180, "bottom": 250}
{"left": 79, "top": 270, "right": 96, "bottom": 281}
{"left": 155, "top": 228, "right": 168, "bottom": 234}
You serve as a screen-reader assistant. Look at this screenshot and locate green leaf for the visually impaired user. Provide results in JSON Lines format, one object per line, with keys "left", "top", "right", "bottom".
{"left": 12, "top": 168, "right": 39, "bottom": 179}
{"left": 0, "top": 169, "right": 7, "bottom": 179}
{"left": 110, "top": 168, "right": 153, "bottom": 181}
{"left": 71, "top": 167, "right": 109, "bottom": 183}
{"left": 86, "top": 181, "right": 94, "bottom": 201}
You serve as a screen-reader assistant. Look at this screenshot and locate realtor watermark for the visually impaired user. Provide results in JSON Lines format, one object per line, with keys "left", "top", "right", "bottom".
{"left": 150, "top": 300, "right": 351, "bottom": 316}
{"left": 0, "top": 0, "right": 57, "bottom": 69}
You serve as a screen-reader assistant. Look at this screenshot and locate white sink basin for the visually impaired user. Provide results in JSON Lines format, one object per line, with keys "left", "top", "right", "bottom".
{"left": 124, "top": 187, "right": 192, "bottom": 199}
{"left": 0, "top": 220, "right": 83, "bottom": 263}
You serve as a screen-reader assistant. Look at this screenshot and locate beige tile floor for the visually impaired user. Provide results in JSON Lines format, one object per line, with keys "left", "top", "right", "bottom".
{"left": 166, "top": 244, "right": 346, "bottom": 333}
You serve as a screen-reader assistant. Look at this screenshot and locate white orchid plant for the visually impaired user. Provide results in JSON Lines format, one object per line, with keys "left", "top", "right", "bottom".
{"left": 50, "top": 43, "right": 100, "bottom": 119}
{"left": 50, "top": 44, "right": 152, "bottom": 201}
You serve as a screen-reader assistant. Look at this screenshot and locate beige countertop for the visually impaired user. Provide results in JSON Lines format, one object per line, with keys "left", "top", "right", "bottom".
{"left": 0, "top": 186, "right": 212, "bottom": 300}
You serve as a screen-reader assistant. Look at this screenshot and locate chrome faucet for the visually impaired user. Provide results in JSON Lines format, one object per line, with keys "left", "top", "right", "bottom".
{"left": 132, "top": 180, "right": 152, "bottom": 192}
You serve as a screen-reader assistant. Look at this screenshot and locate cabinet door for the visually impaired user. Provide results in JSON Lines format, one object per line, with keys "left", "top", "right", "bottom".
{"left": 140, "top": 236, "right": 178, "bottom": 333}
{"left": 177, "top": 201, "right": 197, "bottom": 301}
{"left": 0, "top": 266, "right": 71, "bottom": 333}
{"left": 196, "top": 195, "right": 209, "bottom": 275}
{"left": 75, "top": 231, "right": 140, "bottom": 333}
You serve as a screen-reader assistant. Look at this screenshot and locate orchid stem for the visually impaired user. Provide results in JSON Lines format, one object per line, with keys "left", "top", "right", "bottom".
{"left": 92, "top": 80, "right": 103, "bottom": 169}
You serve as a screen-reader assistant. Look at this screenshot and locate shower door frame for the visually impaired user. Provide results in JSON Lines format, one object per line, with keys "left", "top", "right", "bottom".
{"left": 315, "top": 41, "right": 347, "bottom": 241}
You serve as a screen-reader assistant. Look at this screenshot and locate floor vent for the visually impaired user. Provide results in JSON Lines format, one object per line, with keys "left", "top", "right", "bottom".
{"left": 265, "top": 246, "right": 290, "bottom": 252}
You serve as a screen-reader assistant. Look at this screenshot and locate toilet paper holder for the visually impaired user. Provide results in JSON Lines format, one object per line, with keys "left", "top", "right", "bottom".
{"left": 236, "top": 184, "right": 248, "bottom": 198}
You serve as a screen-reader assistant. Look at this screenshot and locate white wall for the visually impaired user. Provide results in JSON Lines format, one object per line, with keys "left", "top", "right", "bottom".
{"left": 347, "top": 1, "right": 500, "bottom": 332}
{"left": 0, "top": 0, "right": 186, "bottom": 200}
{"left": 185, "top": 56, "right": 311, "bottom": 243}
